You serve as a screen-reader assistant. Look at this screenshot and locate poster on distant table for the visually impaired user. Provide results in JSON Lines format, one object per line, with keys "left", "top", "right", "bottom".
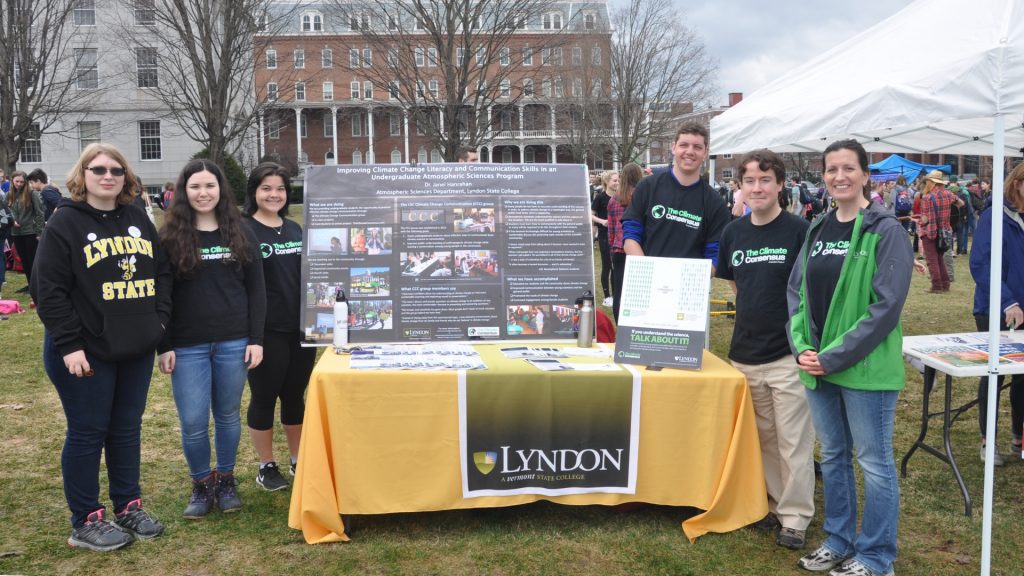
{"left": 300, "top": 164, "right": 594, "bottom": 344}
{"left": 614, "top": 256, "right": 711, "bottom": 369}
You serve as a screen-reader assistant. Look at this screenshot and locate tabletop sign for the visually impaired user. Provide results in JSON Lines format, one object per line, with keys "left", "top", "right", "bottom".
{"left": 614, "top": 256, "right": 711, "bottom": 370}
{"left": 300, "top": 163, "right": 595, "bottom": 345}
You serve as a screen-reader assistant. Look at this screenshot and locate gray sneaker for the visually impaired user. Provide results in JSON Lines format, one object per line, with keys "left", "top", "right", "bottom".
{"left": 798, "top": 544, "right": 851, "bottom": 572}
{"left": 68, "top": 509, "right": 134, "bottom": 552}
{"left": 114, "top": 499, "right": 165, "bottom": 539}
{"left": 829, "top": 558, "right": 894, "bottom": 576}
{"left": 981, "top": 444, "right": 1006, "bottom": 466}
{"left": 256, "top": 462, "right": 288, "bottom": 492}
{"left": 777, "top": 527, "right": 806, "bottom": 550}
{"left": 183, "top": 474, "right": 216, "bottom": 519}
{"left": 215, "top": 472, "right": 242, "bottom": 512}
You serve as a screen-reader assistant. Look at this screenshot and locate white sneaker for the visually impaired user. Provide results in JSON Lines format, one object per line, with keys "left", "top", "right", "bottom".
{"left": 602, "top": 297, "right": 613, "bottom": 307}
{"left": 980, "top": 444, "right": 1006, "bottom": 466}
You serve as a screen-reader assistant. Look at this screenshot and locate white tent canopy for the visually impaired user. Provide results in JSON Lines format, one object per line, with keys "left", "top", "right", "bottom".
{"left": 710, "top": 1, "right": 1023, "bottom": 575}
{"left": 710, "top": 0, "right": 1024, "bottom": 158}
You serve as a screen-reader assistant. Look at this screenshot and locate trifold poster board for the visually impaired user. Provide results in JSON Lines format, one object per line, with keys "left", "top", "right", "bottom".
{"left": 300, "top": 163, "right": 594, "bottom": 345}
{"left": 614, "top": 256, "right": 711, "bottom": 370}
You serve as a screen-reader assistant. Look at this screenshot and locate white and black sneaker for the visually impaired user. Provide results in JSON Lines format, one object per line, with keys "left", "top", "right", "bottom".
{"left": 798, "top": 544, "right": 851, "bottom": 572}
{"left": 256, "top": 461, "right": 288, "bottom": 492}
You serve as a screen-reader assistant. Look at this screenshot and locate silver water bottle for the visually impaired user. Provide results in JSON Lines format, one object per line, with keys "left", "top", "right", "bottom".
{"left": 577, "top": 291, "right": 595, "bottom": 348}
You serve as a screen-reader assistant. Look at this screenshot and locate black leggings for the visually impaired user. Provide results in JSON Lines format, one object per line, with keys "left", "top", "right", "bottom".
{"left": 975, "top": 314, "right": 1024, "bottom": 439}
{"left": 12, "top": 234, "right": 38, "bottom": 285}
{"left": 597, "top": 230, "right": 611, "bottom": 298}
{"left": 611, "top": 251, "right": 626, "bottom": 323}
{"left": 247, "top": 331, "right": 316, "bottom": 430}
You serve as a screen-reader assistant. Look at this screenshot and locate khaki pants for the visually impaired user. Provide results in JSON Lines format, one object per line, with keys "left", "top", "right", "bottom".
{"left": 732, "top": 355, "right": 816, "bottom": 530}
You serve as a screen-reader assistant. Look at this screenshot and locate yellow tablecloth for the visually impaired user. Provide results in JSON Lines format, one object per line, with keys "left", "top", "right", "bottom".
{"left": 288, "top": 345, "right": 767, "bottom": 543}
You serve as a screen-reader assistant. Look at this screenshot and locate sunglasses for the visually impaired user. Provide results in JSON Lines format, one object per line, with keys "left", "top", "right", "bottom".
{"left": 86, "top": 166, "right": 126, "bottom": 177}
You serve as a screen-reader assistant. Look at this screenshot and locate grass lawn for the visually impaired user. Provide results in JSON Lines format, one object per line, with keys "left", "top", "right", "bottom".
{"left": 1, "top": 209, "right": 1021, "bottom": 575}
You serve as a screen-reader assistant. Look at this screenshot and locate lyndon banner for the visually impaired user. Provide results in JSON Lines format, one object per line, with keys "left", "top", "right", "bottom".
{"left": 459, "top": 362, "right": 641, "bottom": 497}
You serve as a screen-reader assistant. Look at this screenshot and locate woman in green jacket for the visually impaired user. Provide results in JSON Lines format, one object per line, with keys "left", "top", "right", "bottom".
{"left": 787, "top": 140, "right": 913, "bottom": 576}
{"left": 6, "top": 170, "right": 45, "bottom": 293}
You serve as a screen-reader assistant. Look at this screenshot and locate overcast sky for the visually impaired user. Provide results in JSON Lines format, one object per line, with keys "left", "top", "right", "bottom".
{"left": 679, "top": 0, "right": 915, "bottom": 105}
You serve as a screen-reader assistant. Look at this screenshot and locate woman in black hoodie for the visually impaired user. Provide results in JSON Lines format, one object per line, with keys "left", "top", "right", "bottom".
{"left": 31, "top": 143, "right": 171, "bottom": 551}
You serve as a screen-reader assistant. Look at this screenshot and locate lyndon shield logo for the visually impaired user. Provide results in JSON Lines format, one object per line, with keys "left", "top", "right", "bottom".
{"left": 474, "top": 451, "right": 497, "bottom": 475}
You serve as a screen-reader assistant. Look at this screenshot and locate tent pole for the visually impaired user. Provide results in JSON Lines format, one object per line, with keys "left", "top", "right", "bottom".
{"left": 980, "top": 113, "right": 1006, "bottom": 576}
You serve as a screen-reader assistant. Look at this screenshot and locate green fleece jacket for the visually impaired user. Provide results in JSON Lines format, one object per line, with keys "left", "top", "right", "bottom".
{"left": 786, "top": 202, "right": 913, "bottom": 391}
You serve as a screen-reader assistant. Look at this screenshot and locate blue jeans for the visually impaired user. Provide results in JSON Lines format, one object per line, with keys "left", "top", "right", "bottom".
{"left": 805, "top": 381, "right": 899, "bottom": 575}
{"left": 44, "top": 334, "right": 154, "bottom": 527}
{"left": 171, "top": 338, "right": 249, "bottom": 480}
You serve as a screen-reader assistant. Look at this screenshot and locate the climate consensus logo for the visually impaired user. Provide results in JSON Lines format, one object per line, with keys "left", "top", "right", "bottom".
{"left": 651, "top": 205, "right": 667, "bottom": 219}
{"left": 731, "top": 250, "right": 745, "bottom": 267}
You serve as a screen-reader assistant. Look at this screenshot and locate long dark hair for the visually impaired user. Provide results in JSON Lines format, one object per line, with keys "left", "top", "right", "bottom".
{"left": 619, "top": 163, "right": 643, "bottom": 208}
{"left": 822, "top": 139, "right": 871, "bottom": 200}
{"left": 242, "top": 162, "right": 292, "bottom": 217}
{"left": 160, "top": 160, "right": 252, "bottom": 276}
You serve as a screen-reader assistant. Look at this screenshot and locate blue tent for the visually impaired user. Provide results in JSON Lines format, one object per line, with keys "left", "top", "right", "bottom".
{"left": 868, "top": 154, "right": 952, "bottom": 183}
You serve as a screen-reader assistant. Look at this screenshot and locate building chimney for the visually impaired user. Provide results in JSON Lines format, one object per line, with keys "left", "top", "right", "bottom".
{"left": 728, "top": 92, "right": 743, "bottom": 107}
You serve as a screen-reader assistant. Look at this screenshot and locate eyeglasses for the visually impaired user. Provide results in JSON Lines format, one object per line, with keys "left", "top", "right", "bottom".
{"left": 86, "top": 166, "right": 126, "bottom": 177}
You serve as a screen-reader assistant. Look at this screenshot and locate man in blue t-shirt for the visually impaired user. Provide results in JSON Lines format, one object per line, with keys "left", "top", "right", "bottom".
{"left": 716, "top": 149, "right": 814, "bottom": 551}
{"left": 621, "top": 122, "right": 730, "bottom": 273}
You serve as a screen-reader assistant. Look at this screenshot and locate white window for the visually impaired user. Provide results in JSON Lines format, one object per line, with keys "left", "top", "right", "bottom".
{"left": 416, "top": 118, "right": 426, "bottom": 136}
{"left": 323, "top": 114, "right": 334, "bottom": 137}
{"left": 387, "top": 16, "right": 398, "bottom": 30}
{"left": 542, "top": 12, "right": 562, "bottom": 30}
{"left": 525, "top": 147, "right": 535, "bottom": 163}
{"left": 572, "top": 78, "right": 582, "bottom": 97}
{"left": 501, "top": 148, "right": 512, "bottom": 162}
{"left": 323, "top": 81, "right": 333, "bottom": 100}
{"left": 553, "top": 48, "right": 563, "bottom": 65}
{"left": 721, "top": 169, "right": 734, "bottom": 179}
{"left": 139, "top": 120, "right": 161, "bottom": 160}
{"left": 136, "top": 47, "right": 157, "bottom": 88}
{"left": 428, "top": 78, "right": 438, "bottom": 98}
{"left": 266, "top": 82, "right": 278, "bottom": 101}
{"left": 541, "top": 48, "right": 550, "bottom": 66}
{"left": 76, "top": 48, "right": 98, "bottom": 89}
{"left": 584, "top": 13, "right": 596, "bottom": 30}
{"left": 74, "top": 0, "right": 95, "bottom": 25}
{"left": 294, "top": 49, "right": 304, "bottom": 69}
{"left": 350, "top": 81, "right": 360, "bottom": 99}
{"left": 456, "top": 47, "right": 465, "bottom": 65}
{"left": 256, "top": 12, "right": 268, "bottom": 32}
{"left": 390, "top": 150, "right": 401, "bottom": 164}
{"left": 499, "top": 47, "right": 510, "bottom": 66}
{"left": 431, "top": 149, "right": 442, "bottom": 163}
{"left": 590, "top": 78, "right": 602, "bottom": 97}
{"left": 388, "top": 80, "right": 399, "bottom": 100}
{"left": 363, "top": 80, "right": 372, "bottom": 99}
{"left": 522, "top": 78, "right": 534, "bottom": 97}
{"left": 20, "top": 123, "right": 42, "bottom": 163}
{"left": 388, "top": 47, "right": 398, "bottom": 66}
{"left": 542, "top": 78, "right": 551, "bottom": 97}
{"left": 500, "top": 79, "right": 510, "bottom": 98}
{"left": 299, "top": 112, "right": 307, "bottom": 138}
{"left": 390, "top": 112, "right": 401, "bottom": 136}
{"left": 591, "top": 46, "right": 602, "bottom": 66}
{"left": 415, "top": 47, "right": 425, "bottom": 67}
{"left": 362, "top": 48, "right": 372, "bottom": 67}
{"left": 418, "top": 148, "right": 428, "bottom": 164}
{"left": 302, "top": 12, "right": 322, "bottom": 31}
{"left": 352, "top": 150, "right": 362, "bottom": 164}
{"left": 295, "top": 82, "right": 305, "bottom": 101}
{"left": 78, "top": 121, "right": 100, "bottom": 152}
{"left": 500, "top": 110, "right": 512, "bottom": 130}
{"left": 265, "top": 49, "right": 277, "bottom": 69}
{"left": 351, "top": 113, "right": 363, "bottom": 136}
{"left": 349, "top": 49, "right": 359, "bottom": 68}
{"left": 349, "top": 13, "right": 369, "bottom": 31}
{"left": 572, "top": 47, "right": 581, "bottom": 66}
{"left": 415, "top": 16, "right": 431, "bottom": 31}
{"left": 322, "top": 48, "right": 333, "bottom": 68}
{"left": 134, "top": 0, "right": 155, "bottom": 25}
{"left": 416, "top": 80, "right": 425, "bottom": 98}
{"left": 268, "top": 115, "right": 280, "bottom": 139}
{"left": 554, "top": 77, "right": 563, "bottom": 97}
{"left": 427, "top": 47, "right": 438, "bottom": 66}
{"left": 475, "top": 47, "right": 486, "bottom": 66}
{"left": 522, "top": 46, "right": 532, "bottom": 66}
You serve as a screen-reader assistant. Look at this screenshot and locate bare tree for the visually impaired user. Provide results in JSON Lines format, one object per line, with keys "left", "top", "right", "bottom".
{"left": 0, "top": 0, "right": 99, "bottom": 172}
{"left": 338, "top": 0, "right": 570, "bottom": 161}
{"left": 553, "top": 44, "right": 613, "bottom": 165}
{"left": 609, "top": 0, "right": 716, "bottom": 165}
{"left": 114, "top": 0, "right": 299, "bottom": 165}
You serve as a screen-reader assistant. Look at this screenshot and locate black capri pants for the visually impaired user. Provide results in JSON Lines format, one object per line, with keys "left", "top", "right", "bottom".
{"left": 247, "top": 330, "right": 317, "bottom": 430}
